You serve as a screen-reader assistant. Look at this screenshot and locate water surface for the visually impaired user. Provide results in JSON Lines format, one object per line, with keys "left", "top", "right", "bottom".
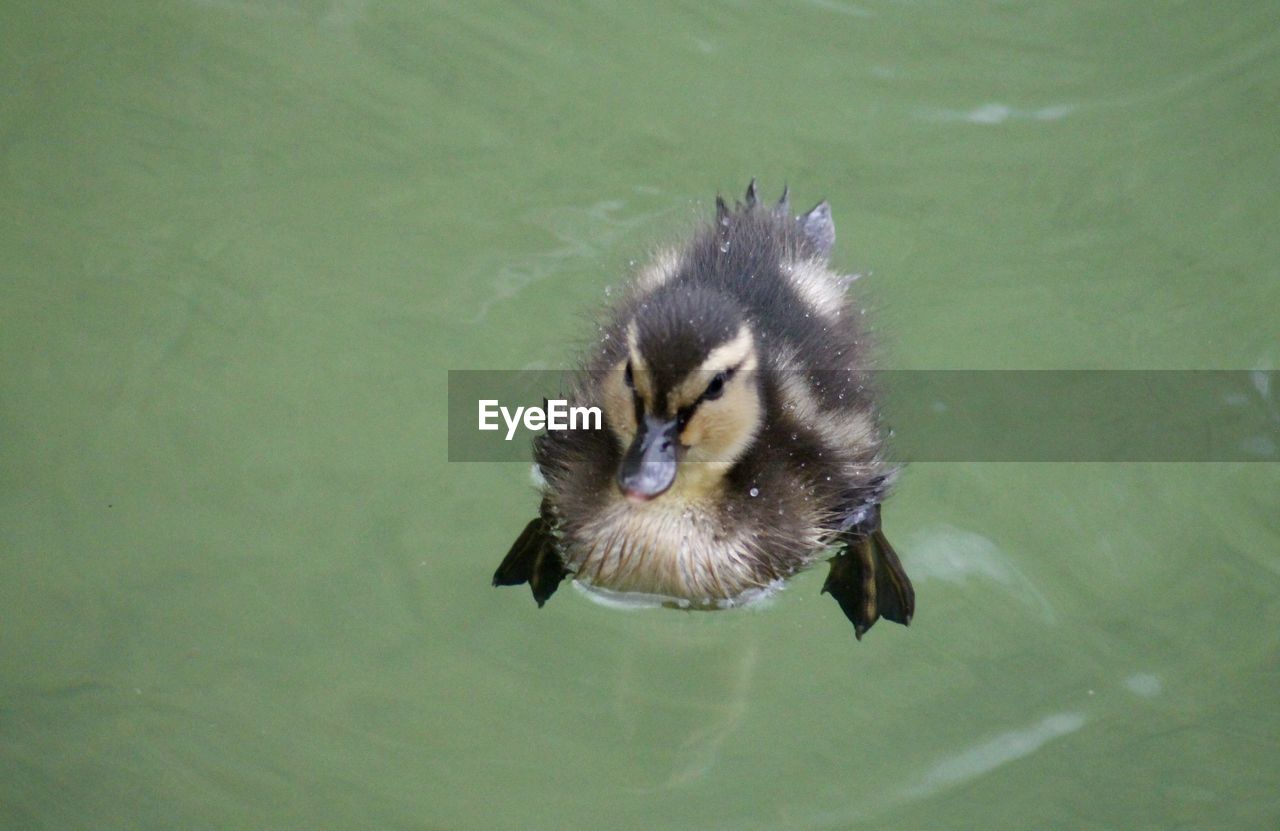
{"left": 2, "top": 2, "right": 1278, "bottom": 828}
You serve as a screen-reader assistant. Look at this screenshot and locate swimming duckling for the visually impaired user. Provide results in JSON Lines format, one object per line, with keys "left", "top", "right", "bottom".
{"left": 493, "top": 181, "right": 914, "bottom": 638}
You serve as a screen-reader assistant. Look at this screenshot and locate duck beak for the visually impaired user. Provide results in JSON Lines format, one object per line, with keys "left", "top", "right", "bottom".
{"left": 618, "top": 414, "right": 681, "bottom": 501}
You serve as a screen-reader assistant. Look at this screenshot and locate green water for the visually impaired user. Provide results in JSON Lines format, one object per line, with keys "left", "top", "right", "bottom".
{"left": 3, "top": 2, "right": 1278, "bottom": 828}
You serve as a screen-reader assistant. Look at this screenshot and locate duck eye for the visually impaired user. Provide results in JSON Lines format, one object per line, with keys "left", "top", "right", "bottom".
{"left": 624, "top": 361, "right": 634, "bottom": 389}
{"left": 703, "top": 371, "right": 728, "bottom": 401}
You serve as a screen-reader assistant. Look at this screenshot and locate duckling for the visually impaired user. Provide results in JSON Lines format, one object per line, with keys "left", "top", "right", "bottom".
{"left": 492, "top": 181, "right": 914, "bottom": 638}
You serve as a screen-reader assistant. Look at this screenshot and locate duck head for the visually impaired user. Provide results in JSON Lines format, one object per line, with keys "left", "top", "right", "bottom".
{"left": 602, "top": 285, "right": 763, "bottom": 502}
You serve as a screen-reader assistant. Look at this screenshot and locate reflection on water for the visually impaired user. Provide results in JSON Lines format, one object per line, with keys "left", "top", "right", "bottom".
{"left": 469, "top": 198, "right": 673, "bottom": 325}
{"left": 906, "top": 524, "right": 1056, "bottom": 624}
{"left": 611, "top": 636, "right": 759, "bottom": 791}
{"left": 918, "top": 102, "right": 1077, "bottom": 124}
{"left": 1122, "top": 673, "right": 1162, "bottom": 699}
{"left": 905, "top": 712, "right": 1087, "bottom": 799}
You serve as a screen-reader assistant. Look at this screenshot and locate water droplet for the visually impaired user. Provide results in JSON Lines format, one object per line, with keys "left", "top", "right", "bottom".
{"left": 604, "top": 285, "right": 612, "bottom": 296}
{"left": 718, "top": 241, "right": 731, "bottom": 253}
{"left": 748, "top": 487, "right": 760, "bottom": 498}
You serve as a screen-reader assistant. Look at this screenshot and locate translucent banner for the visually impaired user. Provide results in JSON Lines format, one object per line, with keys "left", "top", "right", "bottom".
{"left": 446, "top": 370, "right": 1278, "bottom": 462}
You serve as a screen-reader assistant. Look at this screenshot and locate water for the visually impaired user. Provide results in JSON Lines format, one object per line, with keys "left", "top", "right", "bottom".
{"left": 3, "top": 1, "right": 1278, "bottom": 828}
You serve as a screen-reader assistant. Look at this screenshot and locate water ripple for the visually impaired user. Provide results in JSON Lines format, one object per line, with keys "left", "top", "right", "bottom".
{"left": 904, "top": 712, "right": 1086, "bottom": 798}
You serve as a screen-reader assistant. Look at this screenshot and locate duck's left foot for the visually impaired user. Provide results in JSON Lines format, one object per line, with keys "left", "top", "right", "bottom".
{"left": 822, "top": 507, "right": 914, "bottom": 639}
{"left": 492, "top": 505, "right": 568, "bottom": 607}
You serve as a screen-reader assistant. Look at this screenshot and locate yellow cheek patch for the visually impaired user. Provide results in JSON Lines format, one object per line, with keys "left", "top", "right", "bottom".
{"left": 624, "top": 320, "right": 657, "bottom": 409}
{"left": 601, "top": 359, "right": 636, "bottom": 442}
{"left": 680, "top": 411, "right": 707, "bottom": 447}
{"left": 679, "top": 375, "right": 761, "bottom": 464}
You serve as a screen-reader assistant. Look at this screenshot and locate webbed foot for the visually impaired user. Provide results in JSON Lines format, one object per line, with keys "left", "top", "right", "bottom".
{"left": 822, "top": 506, "right": 914, "bottom": 639}
{"left": 492, "top": 507, "right": 567, "bottom": 607}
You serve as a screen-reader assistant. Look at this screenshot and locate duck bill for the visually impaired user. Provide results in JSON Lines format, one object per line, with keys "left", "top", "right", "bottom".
{"left": 618, "top": 415, "right": 681, "bottom": 501}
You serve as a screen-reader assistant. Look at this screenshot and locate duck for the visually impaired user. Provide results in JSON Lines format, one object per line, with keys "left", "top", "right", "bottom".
{"left": 492, "top": 181, "right": 914, "bottom": 639}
